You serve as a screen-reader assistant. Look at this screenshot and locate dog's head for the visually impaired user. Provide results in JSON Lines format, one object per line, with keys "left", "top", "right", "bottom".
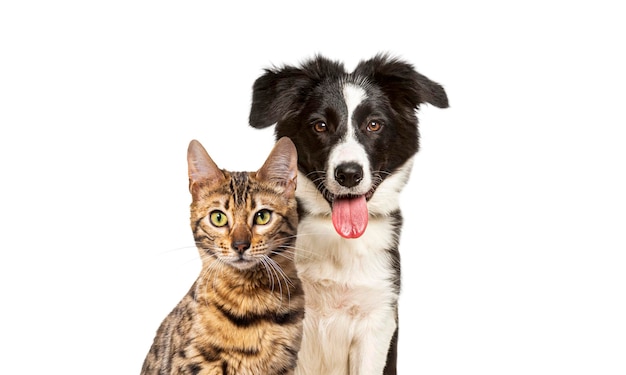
{"left": 249, "top": 54, "right": 448, "bottom": 238}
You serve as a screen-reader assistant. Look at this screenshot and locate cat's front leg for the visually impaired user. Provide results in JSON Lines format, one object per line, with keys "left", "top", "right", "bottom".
{"left": 349, "top": 309, "right": 397, "bottom": 375}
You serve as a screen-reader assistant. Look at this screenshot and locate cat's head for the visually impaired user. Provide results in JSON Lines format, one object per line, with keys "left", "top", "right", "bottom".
{"left": 187, "top": 137, "right": 298, "bottom": 271}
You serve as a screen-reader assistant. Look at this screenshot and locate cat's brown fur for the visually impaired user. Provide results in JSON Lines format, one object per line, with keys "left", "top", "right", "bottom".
{"left": 141, "top": 137, "right": 304, "bottom": 375}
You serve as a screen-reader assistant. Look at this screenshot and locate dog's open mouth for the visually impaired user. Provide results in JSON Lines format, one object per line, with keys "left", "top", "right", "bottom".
{"left": 329, "top": 186, "right": 377, "bottom": 239}
{"left": 332, "top": 195, "right": 368, "bottom": 239}
{"left": 314, "top": 172, "right": 379, "bottom": 239}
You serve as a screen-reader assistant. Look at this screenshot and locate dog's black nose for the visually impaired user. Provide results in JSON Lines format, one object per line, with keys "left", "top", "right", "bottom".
{"left": 334, "top": 162, "right": 363, "bottom": 188}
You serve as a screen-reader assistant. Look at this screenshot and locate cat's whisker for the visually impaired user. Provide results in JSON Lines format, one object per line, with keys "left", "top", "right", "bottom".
{"left": 259, "top": 257, "right": 276, "bottom": 294}
{"left": 198, "top": 257, "right": 227, "bottom": 307}
{"left": 305, "top": 170, "right": 326, "bottom": 179}
{"left": 147, "top": 244, "right": 201, "bottom": 269}
{"left": 266, "top": 257, "right": 294, "bottom": 307}
{"left": 262, "top": 255, "right": 283, "bottom": 302}
{"left": 260, "top": 257, "right": 281, "bottom": 302}
{"left": 278, "top": 245, "right": 317, "bottom": 261}
{"left": 270, "top": 248, "right": 298, "bottom": 262}
{"left": 263, "top": 256, "right": 288, "bottom": 305}
{"left": 157, "top": 244, "right": 199, "bottom": 255}
{"left": 268, "top": 257, "right": 294, "bottom": 289}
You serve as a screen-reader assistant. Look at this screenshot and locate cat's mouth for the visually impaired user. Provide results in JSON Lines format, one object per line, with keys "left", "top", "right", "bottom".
{"left": 228, "top": 257, "right": 258, "bottom": 270}
{"left": 211, "top": 251, "right": 257, "bottom": 270}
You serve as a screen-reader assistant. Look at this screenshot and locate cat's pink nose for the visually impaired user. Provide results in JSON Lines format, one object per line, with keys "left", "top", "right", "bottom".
{"left": 232, "top": 241, "right": 251, "bottom": 253}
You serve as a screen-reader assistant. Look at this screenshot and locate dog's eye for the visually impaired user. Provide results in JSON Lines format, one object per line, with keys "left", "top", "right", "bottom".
{"left": 367, "top": 120, "right": 383, "bottom": 132}
{"left": 313, "top": 121, "right": 328, "bottom": 133}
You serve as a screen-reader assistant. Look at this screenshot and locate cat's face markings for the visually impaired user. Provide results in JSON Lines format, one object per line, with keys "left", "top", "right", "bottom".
{"left": 188, "top": 137, "right": 298, "bottom": 271}
{"left": 204, "top": 193, "right": 283, "bottom": 270}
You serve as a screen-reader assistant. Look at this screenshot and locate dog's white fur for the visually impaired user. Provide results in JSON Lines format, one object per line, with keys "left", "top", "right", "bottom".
{"left": 325, "top": 85, "right": 373, "bottom": 197}
{"left": 292, "top": 86, "right": 414, "bottom": 374}
{"left": 249, "top": 53, "right": 448, "bottom": 375}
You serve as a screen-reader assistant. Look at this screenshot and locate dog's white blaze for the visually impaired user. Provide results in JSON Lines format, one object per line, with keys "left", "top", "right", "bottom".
{"left": 325, "top": 84, "right": 372, "bottom": 195}
{"left": 342, "top": 84, "right": 366, "bottom": 140}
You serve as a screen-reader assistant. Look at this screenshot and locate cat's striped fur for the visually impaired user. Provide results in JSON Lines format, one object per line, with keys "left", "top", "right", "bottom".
{"left": 141, "top": 137, "right": 304, "bottom": 375}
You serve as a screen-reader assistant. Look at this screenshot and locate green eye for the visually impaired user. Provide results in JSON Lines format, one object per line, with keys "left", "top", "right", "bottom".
{"left": 209, "top": 210, "right": 228, "bottom": 227}
{"left": 254, "top": 209, "right": 272, "bottom": 225}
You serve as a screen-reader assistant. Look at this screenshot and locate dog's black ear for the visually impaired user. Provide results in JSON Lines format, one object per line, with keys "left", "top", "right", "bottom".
{"left": 352, "top": 53, "right": 449, "bottom": 109}
{"left": 249, "top": 55, "right": 347, "bottom": 129}
{"left": 249, "top": 66, "right": 309, "bottom": 129}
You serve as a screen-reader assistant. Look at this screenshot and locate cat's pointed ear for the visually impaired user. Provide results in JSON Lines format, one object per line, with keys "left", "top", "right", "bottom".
{"left": 256, "top": 137, "right": 298, "bottom": 197}
{"left": 187, "top": 139, "right": 225, "bottom": 194}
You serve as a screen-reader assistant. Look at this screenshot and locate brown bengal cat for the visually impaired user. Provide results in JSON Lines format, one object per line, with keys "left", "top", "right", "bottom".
{"left": 141, "top": 137, "right": 304, "bottom": 375}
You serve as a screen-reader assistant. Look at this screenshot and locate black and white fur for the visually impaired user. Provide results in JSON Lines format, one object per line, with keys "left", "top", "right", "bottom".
{"left": 249, "top": 54, "right": 448, "bottom": 375}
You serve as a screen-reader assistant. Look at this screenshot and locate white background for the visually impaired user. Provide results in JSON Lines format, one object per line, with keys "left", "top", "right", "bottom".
{"left": 1, "top": 1, "right": 625, "bottom": 374}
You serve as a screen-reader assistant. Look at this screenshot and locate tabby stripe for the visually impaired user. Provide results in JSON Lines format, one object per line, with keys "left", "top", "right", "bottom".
{"left": 214, "top": 301, "right": 304, "bottom": 328}
{"left": 198, "top": 340, "right": 259, "bottom": 357}
{"left": 187, "top": 363, "right": 202, "bottom": 375}
{"left": 272, "top": 212, "right": 297, "bottom": 234}
{"left": 271, "top": 346, "right": 299, "bottom": 375}
{"left": 197, "top": 345, "right": 221, "bottom": 362}
{"left": 230, "top": 172, "right": 250, "bottom": 206}
{"left": 284, "top": 344, "right": 299, "bottom": 359}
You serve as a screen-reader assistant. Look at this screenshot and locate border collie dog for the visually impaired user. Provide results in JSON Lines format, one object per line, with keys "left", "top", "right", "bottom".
{"left": 249, "top": 54, "right": 448, "bottom": 375}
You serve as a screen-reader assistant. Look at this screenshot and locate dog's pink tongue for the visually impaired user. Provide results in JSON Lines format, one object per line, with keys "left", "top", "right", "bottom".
{"left": 332, "top": 196, "right": 368, "bottom": 239}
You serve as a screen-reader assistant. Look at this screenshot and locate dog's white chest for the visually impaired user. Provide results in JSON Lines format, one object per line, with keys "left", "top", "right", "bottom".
{"left": 294, "top": 215, "right": 398, "bottom": 375}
